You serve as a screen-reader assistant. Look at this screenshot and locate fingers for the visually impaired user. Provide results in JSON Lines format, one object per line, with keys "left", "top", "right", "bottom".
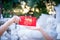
{"left": 13, "top": 16, "right": 20, "bottom": 24}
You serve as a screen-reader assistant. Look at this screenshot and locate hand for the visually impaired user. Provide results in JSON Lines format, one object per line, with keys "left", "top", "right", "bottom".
{"left": 12, "top": 16, "right": 20, "bottom": 24}
{"left": 0, "top": 16, "right": 20, "bottom": 36}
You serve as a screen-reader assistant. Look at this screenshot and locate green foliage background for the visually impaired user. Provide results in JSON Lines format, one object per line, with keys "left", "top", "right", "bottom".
{"left": 2, "top": 0, "right": 60, "bottom": 18}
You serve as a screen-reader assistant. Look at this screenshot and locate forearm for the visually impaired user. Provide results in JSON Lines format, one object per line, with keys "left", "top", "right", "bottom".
{"left": 0, "top": 18, "right": 14, "bottom": 36}
{"left": 38, "top": 27, "right": 54, "bottom": 40}
{"left": 0, "top": 16, "right": 19, "bottom": 36}
{"left": 28, "top": 27, "right": 54, "bottom": 40}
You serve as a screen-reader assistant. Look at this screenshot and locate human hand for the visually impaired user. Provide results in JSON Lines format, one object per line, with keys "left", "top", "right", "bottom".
{"left": 12, "top": 16, "right": 20, "bottom": 24}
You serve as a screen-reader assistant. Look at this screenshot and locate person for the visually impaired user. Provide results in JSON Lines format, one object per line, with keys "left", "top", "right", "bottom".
{"left": 55, "top": 4, "right": 60, "bottom": 39}
{"left": 27, "top": 26, "right": 54, "bottom": 40}
{"left": 0, "top": 16, "right": 19, "bottom": 36}
{"left": 0, "top": 16, "right": 54, "bottom": 40}
{"left": 26, "top": 14, "right": 57, "bottom": 40}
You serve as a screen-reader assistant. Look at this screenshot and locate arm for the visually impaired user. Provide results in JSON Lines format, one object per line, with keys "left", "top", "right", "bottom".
{"left": 38, "top": 27, "right": 54, "bottom": 40}
{"left": 0, "top": 16, "right": 19, "bottom": 36}
{"left": 27, "top": 27, "right": 54, "bottom": 40}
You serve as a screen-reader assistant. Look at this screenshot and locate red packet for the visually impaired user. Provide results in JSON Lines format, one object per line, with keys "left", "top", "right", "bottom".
{"left": 19, "top": 16, "right": 37, "bottom": 27}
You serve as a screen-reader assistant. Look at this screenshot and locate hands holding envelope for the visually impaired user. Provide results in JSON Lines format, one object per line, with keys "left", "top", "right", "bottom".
{"left": 0, "top": 16, "right": 54, "bottom": 40}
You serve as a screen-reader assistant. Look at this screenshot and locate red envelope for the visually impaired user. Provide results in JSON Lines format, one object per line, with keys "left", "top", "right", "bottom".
{"left": 19, "top": 16, "right": 37, "bottom": 27}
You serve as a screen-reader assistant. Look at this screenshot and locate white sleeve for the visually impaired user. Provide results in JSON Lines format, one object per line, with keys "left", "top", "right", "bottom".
{"left": 56, "top": 23, "right": 60, "bottom": 39}
{"left": 45, "top": 28, "right": 57, "bottom": 39}
{"left": 45, "top": 17, "right": 57, "bottom": 39}
{"left": 36, "top": 14, "right": 48, "bottom": 28}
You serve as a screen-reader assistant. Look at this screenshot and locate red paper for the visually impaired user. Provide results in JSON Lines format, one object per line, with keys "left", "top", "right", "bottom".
{"left": 19, "top": 16, "right": 37, "bottom": 27}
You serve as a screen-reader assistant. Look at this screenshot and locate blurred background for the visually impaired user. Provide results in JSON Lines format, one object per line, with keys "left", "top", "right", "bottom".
{"left": 0, "top": 0, "right": 60, "bottom": 18}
